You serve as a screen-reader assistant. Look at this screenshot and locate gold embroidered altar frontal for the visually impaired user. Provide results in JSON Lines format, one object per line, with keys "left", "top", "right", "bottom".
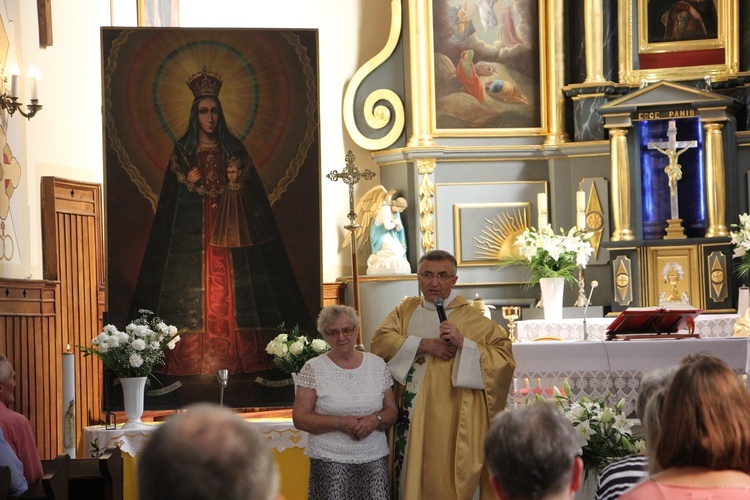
{"left": 84, "top": 417, "right": 309, "bottom": 500}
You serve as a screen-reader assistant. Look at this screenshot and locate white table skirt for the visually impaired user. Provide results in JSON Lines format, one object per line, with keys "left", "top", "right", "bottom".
{"left": 509, "top": 337, "right": 750, "bottom": 415}
{"left": 83, "top": 417, "right": 307, "bottom": 458}
{"left": 515, "top": 313, "right": 739, "bottom": 342}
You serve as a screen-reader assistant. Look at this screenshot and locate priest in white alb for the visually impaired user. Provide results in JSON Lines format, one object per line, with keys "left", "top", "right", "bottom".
{"left": 371, "top": 250, "right": 516, "bottom": 499}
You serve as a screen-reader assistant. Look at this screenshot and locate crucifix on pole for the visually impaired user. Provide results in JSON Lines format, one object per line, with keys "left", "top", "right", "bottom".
{"left": 647, "top": 119, "right": 697, "bottom": 239}
{"left": 326, "top": 150, "right": 376, "bottom": 350}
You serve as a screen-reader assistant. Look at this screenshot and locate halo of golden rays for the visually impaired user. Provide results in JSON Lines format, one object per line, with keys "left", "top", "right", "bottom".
{"left": 474, "top": 208, "right": 528, "bottom": 261}
{"left": 103, "top": 29, "right": 317, "bottom": 209}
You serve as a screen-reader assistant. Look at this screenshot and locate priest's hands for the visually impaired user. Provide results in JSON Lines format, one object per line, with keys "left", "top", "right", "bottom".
{"left": 439, "top": 320, "right": 465, "bottom": 348}
{"left": 420, "top": 336, "right": 458, "bottom": 360}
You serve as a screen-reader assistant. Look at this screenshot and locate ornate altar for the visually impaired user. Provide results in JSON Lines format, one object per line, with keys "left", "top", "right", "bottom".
{"left": 599, "top": 82, "right": 739, "bottom": 313}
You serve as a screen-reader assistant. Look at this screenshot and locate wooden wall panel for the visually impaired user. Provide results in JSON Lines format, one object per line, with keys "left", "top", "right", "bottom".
{"left": 41, "top": 177, "right": 105, "bottom": 458}
{"left": 0, "top": 280, "right": 59, "bottom": 459}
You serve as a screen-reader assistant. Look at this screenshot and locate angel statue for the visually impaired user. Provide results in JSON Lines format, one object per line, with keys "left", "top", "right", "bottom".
{"left": 346, "top": 186, "right": 411, "bottom": 275}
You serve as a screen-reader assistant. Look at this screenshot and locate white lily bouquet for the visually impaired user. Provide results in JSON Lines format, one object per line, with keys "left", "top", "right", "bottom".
{"left": 499, "top": 224, "right": 593, "bottom": 285}
{"left": 536, "top": 380, "right": 644, "bottom": 475}
{"left": 79, "top": 309, "right": 181, "bottom": 378}
{"left": 730, "top": 213, "right": 750, "bottom": 278}
{"left": 265, "top": 325, "right": 330, "bottom": 374}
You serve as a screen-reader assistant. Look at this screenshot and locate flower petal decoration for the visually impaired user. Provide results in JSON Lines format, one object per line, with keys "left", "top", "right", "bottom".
{"left": 730, "top": 214, "right": 750, "bottom": 278}
{"left": 77, "top": 309, "right": 182, "bottom": 378}
{"left": 533, "top": 380, "right": 644, "bottom": 476}
{"left": 265, "top": 325, "right": 331, "bottom": 375}
{"left": 497, "top": 224, "right": 594, "bottom": 286}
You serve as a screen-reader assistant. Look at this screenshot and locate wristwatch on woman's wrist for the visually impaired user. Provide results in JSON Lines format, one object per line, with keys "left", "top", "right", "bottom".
{"left": 375, "top": 413, "right": 382, "bottom": 424}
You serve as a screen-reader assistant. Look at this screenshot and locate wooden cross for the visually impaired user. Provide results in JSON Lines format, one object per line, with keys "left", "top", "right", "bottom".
{"left": 326, "top": 150, "right": 375, "bottom": 349}
{"left": 647, "top": 120, "right": 697, "bottom": 220}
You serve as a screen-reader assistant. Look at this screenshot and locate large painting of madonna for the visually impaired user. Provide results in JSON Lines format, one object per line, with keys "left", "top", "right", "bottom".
{"left": 102, "top": 28, "right": 321, "bottom": 410}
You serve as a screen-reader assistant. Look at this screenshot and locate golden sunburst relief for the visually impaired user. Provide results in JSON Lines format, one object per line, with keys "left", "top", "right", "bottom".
{"left": 474, "top": 208, "right": 528, "bottom": 261}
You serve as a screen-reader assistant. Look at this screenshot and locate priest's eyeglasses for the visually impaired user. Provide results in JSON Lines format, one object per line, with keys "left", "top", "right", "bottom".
{"left": 417, "top": 271, "right": 456, "bottom": 282}
{"left": 324, "top": 325, "right": 356, "bottom": 337}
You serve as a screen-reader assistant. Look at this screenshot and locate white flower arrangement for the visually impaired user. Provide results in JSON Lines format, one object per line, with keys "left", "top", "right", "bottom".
{"left": 730, "top": 213, "right": 750, "bottom": 278}
{"left": 265, "top": 325, "right": 330, "bottom": 374}
{"left": 535, "top": 380, "right": 644, "bottom": 475}
{"left": 78, "top": 309, "right": 181, "bottom": 378}
{"left": 499, "top": 224, "right": 594, "bottom": 285}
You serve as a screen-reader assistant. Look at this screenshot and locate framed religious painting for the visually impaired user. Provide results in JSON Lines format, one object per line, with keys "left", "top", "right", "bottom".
{"left": 619, "top": 0, "right": 738, "bottom": 85}
{"left": 428, "top": 0, "right": 546, "bottom": 137}
{"left": 101, "top": 27, "right": 322, "bottom": 411}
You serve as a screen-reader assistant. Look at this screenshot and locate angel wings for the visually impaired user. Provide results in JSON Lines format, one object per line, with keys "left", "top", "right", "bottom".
{"left": 343, "top": 185, "right": 399, "bottom": 253}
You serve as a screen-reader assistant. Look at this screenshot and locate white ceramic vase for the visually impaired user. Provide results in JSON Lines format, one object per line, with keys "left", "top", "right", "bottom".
{"left": 120, "top": 376, "right": 147, "bottom": 429}
{"left": 574, "top": 471, "right": 598, "bottom": 500}
{"left": 539, "top": 277, "right": 565, "bottom": 321}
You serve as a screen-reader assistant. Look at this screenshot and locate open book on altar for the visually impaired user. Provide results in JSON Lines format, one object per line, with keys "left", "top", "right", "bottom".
{"left": 606, "top": 305, "right": 702, "bottom": 340}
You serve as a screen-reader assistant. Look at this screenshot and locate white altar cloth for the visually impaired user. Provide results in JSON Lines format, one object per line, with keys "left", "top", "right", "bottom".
{"left": 83, "top": 417, "right": 307, "bottom": 457}
{"left": 83, "top": 417, "right": 310, "bottom": 500}
{"left": 515, "top": 313, "right": 739, "bottom": 342}
{"left": 509, "top": 337, "right": 750, "bottom": 415}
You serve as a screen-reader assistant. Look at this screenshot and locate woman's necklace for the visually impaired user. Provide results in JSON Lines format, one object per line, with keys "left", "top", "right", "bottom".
{"left": 198, "top": 138, "right": 217, "bottom": 145}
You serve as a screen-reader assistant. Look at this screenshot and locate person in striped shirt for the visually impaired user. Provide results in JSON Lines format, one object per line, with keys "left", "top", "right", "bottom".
{"left": 595, "top": 365, "right": 678, "bottom": 500}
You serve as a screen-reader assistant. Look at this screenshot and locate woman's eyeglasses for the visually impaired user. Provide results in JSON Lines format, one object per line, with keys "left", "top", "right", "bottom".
{"left": 324, "top": 325, "right": 356, "bottom": 337}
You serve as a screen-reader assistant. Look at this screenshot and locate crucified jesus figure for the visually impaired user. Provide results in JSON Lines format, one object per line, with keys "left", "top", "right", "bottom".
{"left": 653, "top": 143, "right": 694, "bottom": 195}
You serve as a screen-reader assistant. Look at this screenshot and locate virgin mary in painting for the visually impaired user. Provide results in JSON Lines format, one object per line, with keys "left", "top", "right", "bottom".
{"left": 130, "top": 67, "right": 314, "bottom": 376}
{"left": 102, "top": 29, "right": 321, "bottom": 406}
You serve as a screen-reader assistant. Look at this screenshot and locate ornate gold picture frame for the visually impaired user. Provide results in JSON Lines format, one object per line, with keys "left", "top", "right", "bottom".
{"left": 428, "top": 0, "right": 547, "bottom": 137}
{"left": 619, "top": 0, "right": 737, "bottom": 85}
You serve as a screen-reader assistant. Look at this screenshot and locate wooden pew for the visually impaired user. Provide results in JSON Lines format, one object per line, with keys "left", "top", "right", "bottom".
{"left": 14, "top": 453, "right": 70, "bottom": 499}
{"left": 9, "top": 447, "right": 122, "bottom": 500}
{"left": 67, "top": 448, "right": 123, "bottom": 500}
{"left": 0, "top": 465, "right": 11, "bottom": 500}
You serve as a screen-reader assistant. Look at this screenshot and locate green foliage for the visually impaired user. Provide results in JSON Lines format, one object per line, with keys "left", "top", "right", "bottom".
{"left": 547, "top": 380, "right": 645, "bottom": 475}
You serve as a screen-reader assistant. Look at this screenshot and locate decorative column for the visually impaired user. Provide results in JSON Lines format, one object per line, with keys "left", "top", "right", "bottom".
{"left": 406, "top": 0, "right": 436, "bottom": 147}
{"left": 544, "top": 0, "right": 568, "bottom": 146}
{"left": 584, "top": 0, "right": 605, "bottom": 83}
{"left": 609, "top": 128, "right": 634, "bottom": 241}
{"left": 417, "top": 158, "right": 436, "bottom": 252}
{"left": 703, "top": 122, "right": 728, "bottom": 237}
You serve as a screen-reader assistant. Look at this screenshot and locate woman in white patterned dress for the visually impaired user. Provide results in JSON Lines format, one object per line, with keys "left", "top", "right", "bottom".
{"left": 293, "top": 305, "right": 398, "bottom": 499}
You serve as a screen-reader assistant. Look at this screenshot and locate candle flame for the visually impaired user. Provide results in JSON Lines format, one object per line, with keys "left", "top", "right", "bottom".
{"left": 66, "top": 344, "right": 71, "bottom": 353}
{"left": 475, "top": 293, "right": 480, "bottom": 300}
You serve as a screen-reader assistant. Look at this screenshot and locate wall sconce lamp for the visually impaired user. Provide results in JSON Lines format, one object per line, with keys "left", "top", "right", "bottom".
{"left": 1, "top": 63, "right": 42, "bottom": 119}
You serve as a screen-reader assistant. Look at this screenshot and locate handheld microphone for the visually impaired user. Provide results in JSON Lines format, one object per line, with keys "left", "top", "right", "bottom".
{"left": 434, "top": 298, "right": 447, "bottom": 323}
{"left": 583, "top": 281, "right": 599, "bottom": 340}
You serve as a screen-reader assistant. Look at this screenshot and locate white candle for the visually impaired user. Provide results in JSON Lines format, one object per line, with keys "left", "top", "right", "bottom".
{"left": 9, "top": 62, "right": 19, "bottom": 98}
{"left": 29, "top": 65, "right": 39, "bottom": 100}
{"left": 576, "top": 190, "right": 586, "bottom": 230}
{"left": 62, "top": 346, "right": 76, "bottom": 457}
{"left": 537, "top": 192, "right": 548, "bottom": 227}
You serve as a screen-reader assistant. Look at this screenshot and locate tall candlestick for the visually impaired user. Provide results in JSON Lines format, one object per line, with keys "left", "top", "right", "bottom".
{"left": 62, "top": 346, "right": 76, "bottom": 457}
{"left": 576, "top": 190, "right": 586, "bottom": 230}
{"left": 538, "top": 192, "right": 548, "bottom": 227}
